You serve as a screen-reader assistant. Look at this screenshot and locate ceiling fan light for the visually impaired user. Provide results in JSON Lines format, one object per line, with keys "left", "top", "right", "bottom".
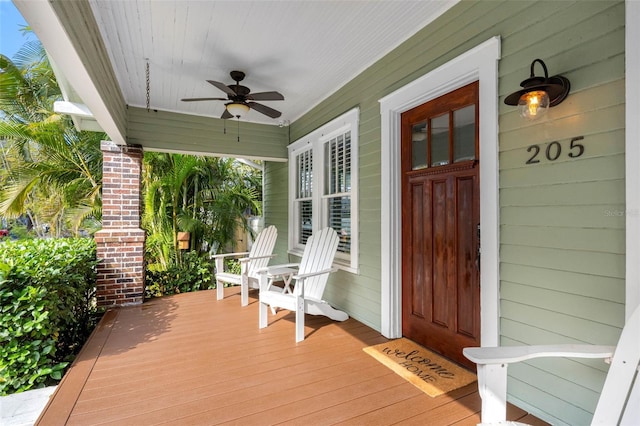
{"left": 226, "top": 102, "right": 250, "bottom": 117}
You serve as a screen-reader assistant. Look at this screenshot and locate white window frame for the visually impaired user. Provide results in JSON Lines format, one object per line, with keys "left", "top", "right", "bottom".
{"left": 288, "top": 108, "right": 359, "bottom": 273}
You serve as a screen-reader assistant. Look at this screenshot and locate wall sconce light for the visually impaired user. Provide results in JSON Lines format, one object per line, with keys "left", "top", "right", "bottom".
{"left": 226, "top": 102, "right": 250, "bottom": 118}
{"left": 505, "top": 59, "right": 570, "bottom": 120}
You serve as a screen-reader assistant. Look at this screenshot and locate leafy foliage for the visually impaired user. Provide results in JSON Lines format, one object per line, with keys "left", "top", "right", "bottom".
{"left": 145, "top": 250, "right": 214, "bottom": 298}
{"left": 2, "top": 38, "right": 262, "bottom": 256}
{"left": 142, "top": 152, "right": 262, "bottom": 270}
{"left": 0, "top": 42, "right": 104, "bottom": 238}
{"left": 0, "top": 238, "right": 98, "bottom": 395}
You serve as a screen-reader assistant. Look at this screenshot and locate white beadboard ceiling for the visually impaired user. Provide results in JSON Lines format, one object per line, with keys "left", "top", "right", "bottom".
{"left": 88, "top": 0, "right": 458, "bottom": 125}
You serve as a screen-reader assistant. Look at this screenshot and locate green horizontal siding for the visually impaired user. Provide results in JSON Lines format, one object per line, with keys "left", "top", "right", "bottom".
{"left": 127, "top": 107, "right": 288, "bottom": 160}
{"left": 263, "top": 162, "right": 289, "bottom": 260}
{"left": 500, "top": 263, "right": 625, "bottom": 304}
{"left": 501, "top": 283, "right": 624, "bottom": 330}
{"left": 264, "top": 1, "right": 626, "bottom": 424}
{"left": 501, "top": 301, "right": 623, "bottom": 347}
{"left": 497, "top": 4, "right": 625, "bottom": 422}
{"left": 501, "top": 226, "right": 625, "bottom": 254}
{"left": 508, "top": 362, "right": 600, "bottom": 426}
{"left": 500, "top": 150, "right": 626, "bottom": 185}
{"left": 501, "top": 244, "right": 624, "bottom": 278}
{"left": 501, "top": 180, "right": 624, "bottom": 206}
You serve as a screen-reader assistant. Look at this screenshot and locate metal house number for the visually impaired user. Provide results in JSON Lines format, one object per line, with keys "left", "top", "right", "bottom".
{"left": 526, "top": 136, "right": 585, "bottom": 165}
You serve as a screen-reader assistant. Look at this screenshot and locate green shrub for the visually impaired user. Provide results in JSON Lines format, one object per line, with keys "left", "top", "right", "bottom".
{"left": 145, "top": 251, "right": 214, "bottom": 298}
{"left": 0, "top": 238, "right": 98, "bottom": 395}
{"left": 224, "top": 258, "right": 241, "bottom": 276}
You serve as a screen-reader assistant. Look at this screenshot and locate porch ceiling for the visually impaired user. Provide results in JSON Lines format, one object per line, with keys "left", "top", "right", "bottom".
{"left": 18, "top": 0, "right": 458, "bottom": 130}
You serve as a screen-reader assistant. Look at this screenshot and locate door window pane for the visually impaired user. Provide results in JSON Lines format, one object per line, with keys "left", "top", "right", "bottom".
{"left": 430, "top": 113, "right": 449, "bottom": 167}
{"left": 411, "top": 122, "right": 427, "bottom": 170}
{"left": 454, "top": 105, "right": 476, "bottom": 162}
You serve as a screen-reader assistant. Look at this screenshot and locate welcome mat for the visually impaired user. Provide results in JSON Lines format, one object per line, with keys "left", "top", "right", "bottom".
{"left": 363, "top": 338, "right": 476, "bottom": 397}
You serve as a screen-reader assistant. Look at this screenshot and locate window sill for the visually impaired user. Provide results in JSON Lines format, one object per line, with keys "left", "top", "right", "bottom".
{"left": 287, "top": 249, "right": 359, "bottom": 275}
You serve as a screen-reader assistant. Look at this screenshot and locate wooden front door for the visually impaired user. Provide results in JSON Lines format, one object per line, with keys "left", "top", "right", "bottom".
{"left": 401, "top": 82, "right": 480, "bottom": 369}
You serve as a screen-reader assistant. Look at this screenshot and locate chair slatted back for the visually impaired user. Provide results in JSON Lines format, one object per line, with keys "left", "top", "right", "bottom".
{"left": 592, "top": 304, "right": 640, "bottom": 425}
{"left": 297, "top": 227, "right": 339, "bottom": 300}
{"left": 246, "top": 225, "right": 278, "bottom": 278}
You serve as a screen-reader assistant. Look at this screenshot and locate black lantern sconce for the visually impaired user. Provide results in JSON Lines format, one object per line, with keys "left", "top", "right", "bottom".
{"left": 505, "top": 59, "right": 571, "bottom": 120}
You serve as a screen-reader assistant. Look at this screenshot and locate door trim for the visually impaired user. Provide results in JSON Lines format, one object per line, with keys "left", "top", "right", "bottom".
{"left": 379, "top": 36, "right": 501, "bottom": 346}
{"left": 626, "top": 0, "right": 640, "bottom": 319}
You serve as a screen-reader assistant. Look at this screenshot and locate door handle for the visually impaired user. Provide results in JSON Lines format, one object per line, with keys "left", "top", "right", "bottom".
{"left": 476, "top": 223, "right": 481, "bottom": 271}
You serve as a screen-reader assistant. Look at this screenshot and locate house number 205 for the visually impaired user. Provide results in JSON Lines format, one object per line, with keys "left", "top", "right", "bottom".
{"left": 526, "top": 136, "right": 585, "bottom": 165}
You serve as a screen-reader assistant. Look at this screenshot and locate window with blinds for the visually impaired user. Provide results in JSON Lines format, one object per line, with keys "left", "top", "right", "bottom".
{"left": 296, "top": 149, "right": 313, "bottom": 245}
{"left": 324, "top": 132, "right": 351, "bottom": 254}
{"left": 287, "top": 108, "right": 359, "bottom": 273}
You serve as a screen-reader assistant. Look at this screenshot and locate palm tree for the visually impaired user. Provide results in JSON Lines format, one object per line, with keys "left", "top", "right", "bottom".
{"left": 0, "top": 41, "right": 104, "bottom": 236}
{"left": 197, "top": 158, "right": 262, "bottom": 253}
{"left": 142, "top": 152, "right": 261, "bottom": 270}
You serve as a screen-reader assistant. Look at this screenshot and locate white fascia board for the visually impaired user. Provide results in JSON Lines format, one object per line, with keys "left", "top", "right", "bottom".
{"left": 14, "top": 0, "right": 125, "bottom": 145}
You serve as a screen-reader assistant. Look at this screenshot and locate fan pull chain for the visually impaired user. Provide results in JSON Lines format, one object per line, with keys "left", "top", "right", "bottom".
{"left": 145, "top": 60, "right": 150, "bottom": 112}
{"left": 237, "top": 119, "right": 240, "bottom": 143}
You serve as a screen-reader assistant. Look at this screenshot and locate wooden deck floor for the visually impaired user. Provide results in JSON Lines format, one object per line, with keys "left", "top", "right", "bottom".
{"left": 37, "top": 287, "right": 546, "bottom": 425}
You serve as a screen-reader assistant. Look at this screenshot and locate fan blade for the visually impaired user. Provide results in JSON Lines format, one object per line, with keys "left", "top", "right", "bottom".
{"left": 221, "top": 109, "right": 233, "bottom": 119}
{"left": 207, "top": 80, "right": 236, "bottom": 96}
{"left": 181, "top": 97, "right": 227, "bottom": 102}
{"left": 247, "top": 91, "right": 284, "bottom": 101}
{"left": 248, "top": 102, "right": 282, "bottom": 118}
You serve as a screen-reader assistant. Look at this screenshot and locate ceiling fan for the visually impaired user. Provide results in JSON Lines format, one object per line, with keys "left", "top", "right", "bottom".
{"left": 181, "top": 70, "right": 284, "bottom": 119}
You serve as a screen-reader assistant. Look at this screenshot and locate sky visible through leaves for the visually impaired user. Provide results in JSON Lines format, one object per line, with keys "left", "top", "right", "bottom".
{"left": 0, "top": 1, "right": 35, "bottom": 59}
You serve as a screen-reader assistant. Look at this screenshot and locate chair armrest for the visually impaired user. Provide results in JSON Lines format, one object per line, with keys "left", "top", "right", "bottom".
{"left": 238, "top": 254, "right": 277, "bottom": 264}
{"left": 293, "top": 267, "right": 337, "bottom": 280}
{"left": 463, "top": 344, "right": 615, "bottom": 365}
{"left": 211, "top": 251, "right": 250, "bottom": 260}
{"left": 256, "top": 263, "right": 300, "bottom": 274}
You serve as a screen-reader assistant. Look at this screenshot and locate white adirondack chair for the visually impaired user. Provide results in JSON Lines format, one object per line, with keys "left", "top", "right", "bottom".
{"left": 258, "top": 227, "right": 348, "bottom": 342}
{"left": 463, "top": 304, "right": 640, "bottom": 425}
{"left": 211, "top": 225, "right": 277, "bottom": 306}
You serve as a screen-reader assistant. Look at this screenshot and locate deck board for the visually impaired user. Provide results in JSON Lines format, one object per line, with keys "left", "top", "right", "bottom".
{"left": 37, "top": 287, "right": 545, "bottom": 425}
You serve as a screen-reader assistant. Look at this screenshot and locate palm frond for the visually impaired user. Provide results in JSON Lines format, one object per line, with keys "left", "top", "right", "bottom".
{"left": 0, "top": 173, "right": 40, "bottom": 218}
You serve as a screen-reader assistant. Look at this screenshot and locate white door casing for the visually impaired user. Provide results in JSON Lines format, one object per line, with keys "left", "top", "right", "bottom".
{"left": 379, "top": 36, "right": 501, "bottom": 345}
{"left": 626, "top": 0, "right": 640, "bottom": 320}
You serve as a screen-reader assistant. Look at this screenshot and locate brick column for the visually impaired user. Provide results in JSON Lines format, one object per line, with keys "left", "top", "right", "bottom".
{"left": 94, "top": 141, "right": 145, "bottom": 307}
